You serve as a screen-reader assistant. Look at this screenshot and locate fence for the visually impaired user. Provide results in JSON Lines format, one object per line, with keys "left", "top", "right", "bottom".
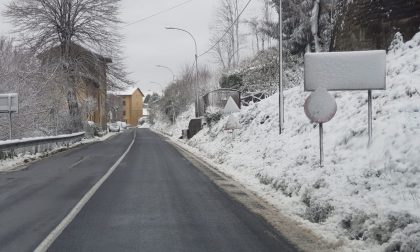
{"left": 0, "top": 132, "right": 85, "bottom": 160}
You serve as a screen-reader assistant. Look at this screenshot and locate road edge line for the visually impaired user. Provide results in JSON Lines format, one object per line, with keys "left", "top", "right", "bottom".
{"left": 34, "top": 130, "right": 137, "bottom": 252}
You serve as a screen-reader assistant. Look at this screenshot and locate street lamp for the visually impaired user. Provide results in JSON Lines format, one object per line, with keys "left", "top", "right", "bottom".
{"left": 156, "top": 65, "right": 175, "bottom": 81}
{"left": 150, "top": 81, "right": 164, "bottom": 94}
{"left": 165, "top": 26, "right": 200, "bottom": 117}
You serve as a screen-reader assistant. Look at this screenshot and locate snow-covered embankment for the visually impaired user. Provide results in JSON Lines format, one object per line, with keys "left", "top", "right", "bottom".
{"left": 154, "top": 33, "right": 420, "bottom": 251}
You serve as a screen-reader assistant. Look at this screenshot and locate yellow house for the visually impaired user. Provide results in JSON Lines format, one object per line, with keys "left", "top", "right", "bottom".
{"left": 112, "top": 87, "right": 144, "bottom": 126}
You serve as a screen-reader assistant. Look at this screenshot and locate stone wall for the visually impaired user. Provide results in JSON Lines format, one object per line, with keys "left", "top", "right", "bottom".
{"left": 331, "top": 0, "right": 420, "bottom": 51}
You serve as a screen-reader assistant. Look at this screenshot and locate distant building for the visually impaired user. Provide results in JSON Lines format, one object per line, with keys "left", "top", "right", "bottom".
{"left": 39, "top": 43, "right": 112, "bottom": 130}
{"left": 108, "top": 87, "right": 144, "bottom": 126}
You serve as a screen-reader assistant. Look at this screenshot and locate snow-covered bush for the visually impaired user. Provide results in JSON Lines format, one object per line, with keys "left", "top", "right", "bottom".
{"left": 221, "top": 47, "right": 303, "bottom": 104}
{"left": 154, "top": 65, "right": 214, "bottom": 124}
{"left": 261, "top": 0, "right": 335, "bottom": 54}
{"left": 205, "top": 106, "right": 223, "bottom": 126}
{"left": 0, "top": 38, "right": 72, "bottom": 140}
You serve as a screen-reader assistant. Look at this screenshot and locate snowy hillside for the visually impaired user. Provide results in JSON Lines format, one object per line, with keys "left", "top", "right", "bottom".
{"left": 153, "top": 33, "right": 420, "bottom": 251}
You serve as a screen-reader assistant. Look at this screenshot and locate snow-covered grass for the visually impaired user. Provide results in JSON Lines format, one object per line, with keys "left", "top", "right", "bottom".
{"left": 0, "top": 131, "right": 120, "bottom": 173}
{"left": 154, "top": 33, "right": 420, "bottom": 251}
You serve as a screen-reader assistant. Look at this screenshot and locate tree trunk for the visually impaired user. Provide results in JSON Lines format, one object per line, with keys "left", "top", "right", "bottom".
{"left": 235, "top": 0, "right": 240, "bottom": 66}
{"left": 311, "top": 0, "right": 321, "bottom": 52}
{"left": 67, "top": 84, "right": 82, "bottom": 131}
{"left": 256, "top": 34, "right": 260, "bottom": 52}
{"left": 62, "top": 39, "right": 82, "bottom": 132}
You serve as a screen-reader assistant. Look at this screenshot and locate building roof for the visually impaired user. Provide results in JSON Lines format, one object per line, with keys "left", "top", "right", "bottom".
{"left": 38, "top": 42, "right": 112, "bottom": 63}
{"left": 38, "top": 43, "right": 112, "bottom": 88}
{"left": 108, "top": 87, "right": 144, "bottom": 97}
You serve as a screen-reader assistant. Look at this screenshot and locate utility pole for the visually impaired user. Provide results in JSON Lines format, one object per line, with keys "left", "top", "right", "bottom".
{"left": 165, "top": 26, "right": 200, "bottom": 117}
{"left": 279, "top": 0, "right": 284, "bottom": 134}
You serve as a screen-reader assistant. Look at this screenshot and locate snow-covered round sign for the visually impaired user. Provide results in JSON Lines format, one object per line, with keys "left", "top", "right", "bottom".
{"left": 304, "top": 87, "right": 337, "bottom": 123}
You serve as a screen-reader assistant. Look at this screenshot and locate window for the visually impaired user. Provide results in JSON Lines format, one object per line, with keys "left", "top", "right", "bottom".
{"left": 123, "top": 111, "right": 126, "bottom": 116}
{"left": 123, "top": 100, "right": 126, "bottom": 106}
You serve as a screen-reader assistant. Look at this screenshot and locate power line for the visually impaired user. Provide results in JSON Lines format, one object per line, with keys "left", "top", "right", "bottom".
{"left": 198, "top": 0, "right": 253, "bottom": 58}
{"left": 123, "top": 0, "right": 195, "bottom": 27}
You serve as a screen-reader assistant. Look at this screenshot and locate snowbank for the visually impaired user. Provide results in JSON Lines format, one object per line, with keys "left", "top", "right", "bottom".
{"left": 155, "top": 33, "right": 420, "bottom": 251}
{"left": 153, "top": 104, "right": 195, "bottom": 137}
{"left": 0, "top": 132, "right": 84, "bottom": 146}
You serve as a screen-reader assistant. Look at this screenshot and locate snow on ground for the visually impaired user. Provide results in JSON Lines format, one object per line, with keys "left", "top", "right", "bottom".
{"left": 0, "top": 132, "right": 120, "bottom": 173}
{"left": 154, "top": 33, "right": 420, "bottom": 252}
{"left": 0, "top": 132, "right": 84, "bottom": 146}
{"left": 154, "top": 104, "right": 195, "bottom": 137}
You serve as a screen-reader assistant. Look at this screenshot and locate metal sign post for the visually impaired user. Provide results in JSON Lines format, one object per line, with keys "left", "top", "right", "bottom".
{"left": 8, "top": 96, "right": 12, "bottom": 140}
{"left": 319, "top": 123, "right": 324, "bottom": 167}
{"left": 9, "top": 112, "right": 12, "bottom": 140}
{"left": 304, "top": 88, "right": 337, "bottom": 167}
{"left": 368, "top": 90, "right": 373, "bottom": 144}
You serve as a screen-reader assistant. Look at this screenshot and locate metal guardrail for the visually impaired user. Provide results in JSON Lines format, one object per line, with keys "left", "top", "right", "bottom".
{"left": 0, "top": 132, "right": 85, "bottom": 159}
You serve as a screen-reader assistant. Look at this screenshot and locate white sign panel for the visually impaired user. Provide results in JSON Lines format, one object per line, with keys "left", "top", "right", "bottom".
{"left": 0, "top": 93, "right": 19, "bottom": 113}
{"left": 304, "top": 50, "right": 386, "bottom": 91}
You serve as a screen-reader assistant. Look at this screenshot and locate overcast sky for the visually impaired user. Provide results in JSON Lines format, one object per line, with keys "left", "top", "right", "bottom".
{"left": 0, "top": 0, "right": 263, "bottom": 94}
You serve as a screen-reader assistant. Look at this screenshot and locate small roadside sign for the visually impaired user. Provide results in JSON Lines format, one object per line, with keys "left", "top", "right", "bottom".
{"left": 0, "top": 93, "right": 18, "bottom": 113}
{"left": 304, "top": 50, "right": 387, "bottom": 144}
{"left": 223, "top": 96, "right": 241, "bottom": 114}
{"left": 304, "top": 88, "right": 337, "bottom": 123}
{"left": 0, "top": 93, "right": 19, "bottom": 140}
{"left": 304, "top": 88, "right": 337, "bottom": 167}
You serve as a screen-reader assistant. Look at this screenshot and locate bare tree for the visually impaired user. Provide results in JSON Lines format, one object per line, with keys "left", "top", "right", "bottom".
{"left": 246, "top": 17, "right": 261, "bottom": 53}
{"left": 0, "top": 37, "right": 73, "bottom": 139}
{"left": 4, "top": 0, "right": 126, "bottom": 131}
{"left": 153, "top": 65, "right": 213, "bottom": 124}
{"left": 210, "top": 0, "right": 242, "bottom": 70}
{"left": 261, "top": 0, "right": 273, "bottom": 48}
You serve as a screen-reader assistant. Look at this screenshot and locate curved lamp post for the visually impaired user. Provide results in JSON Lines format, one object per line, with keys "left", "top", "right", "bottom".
{"left": 150, "top": 81, "right": 164, "bottom": 94}
{"left": 165, "top": 26, "right": 200, "bottom": 117}
{"left": 156, "top": 65, "right": 175, "bottom": 81}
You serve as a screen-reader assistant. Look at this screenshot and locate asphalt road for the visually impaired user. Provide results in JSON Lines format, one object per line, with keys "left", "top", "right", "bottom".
{"left": 0, "top": 128, "right": 297, "bottom": 252}
{"left": 0, "top": 130, "right": 134, "bottom": 252}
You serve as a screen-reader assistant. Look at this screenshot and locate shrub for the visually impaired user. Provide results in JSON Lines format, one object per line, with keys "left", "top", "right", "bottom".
{"left": 205, "top": 106, "right": 223, "bottom": 126}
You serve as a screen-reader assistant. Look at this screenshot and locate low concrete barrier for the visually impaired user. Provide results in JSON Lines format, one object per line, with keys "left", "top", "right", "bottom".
{"left": 0, "top": 132, "right": 85, "bottom": 160}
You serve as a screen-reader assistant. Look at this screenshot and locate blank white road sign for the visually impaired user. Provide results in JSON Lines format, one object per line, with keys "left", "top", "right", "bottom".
{"left": 0, "top": 93, "right": 19, "bottom": 113}
{"left": 304, "top": 50, "right": 386, "bottom": 91}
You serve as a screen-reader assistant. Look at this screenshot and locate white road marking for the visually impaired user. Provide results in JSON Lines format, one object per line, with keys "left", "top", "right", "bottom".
{"left": 34, "top": 130, "right": 137, "bottom": 252}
